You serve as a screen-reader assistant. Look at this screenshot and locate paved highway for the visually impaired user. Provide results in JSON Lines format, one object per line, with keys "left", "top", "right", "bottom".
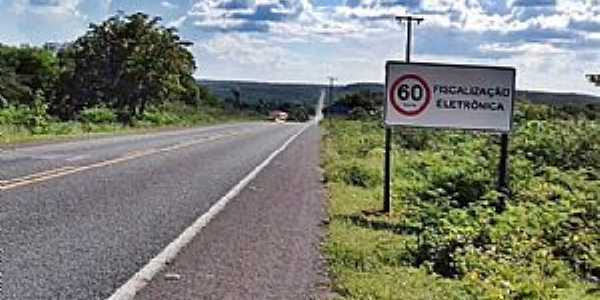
{"left": 0, "top": 121, "right": 311, "bottom": 299}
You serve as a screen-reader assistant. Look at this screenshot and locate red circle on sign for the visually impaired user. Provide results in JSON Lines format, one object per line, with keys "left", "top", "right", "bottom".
{"left": 389, "top": 74, "right": 432, "bottom": 116}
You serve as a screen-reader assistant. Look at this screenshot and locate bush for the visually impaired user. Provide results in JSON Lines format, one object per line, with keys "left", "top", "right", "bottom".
{"left": 140, "top": 110, "right": 181, "bottom": 125}
{"left": 0, "top": 105, "right": 30, "bottom": 125}
{"left": 333, "top": 160, "right": 381, "bottom": 188}
{"left": 349, "top": 107, "right": 369, "bottom": 120}
{"left": 512, "top": 120, "right": 600, "bottom": 170}
{"left": 80, "top": 106, "right": 117, "bottom": 124}
{"left": 287, "top": 105, "right": 310, "bottom": 122}
{"left": 0, "top": 91, "right": 49, "bottom": 134}
{"left": 323, "top": 103, "right": 600, "bottom": 299}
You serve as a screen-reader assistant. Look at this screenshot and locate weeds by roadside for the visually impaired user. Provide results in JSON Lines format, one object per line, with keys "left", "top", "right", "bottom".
{"left": 322, "top": 101, "right": 599, "bottom": 299}
{"left": 0, "top": 102, "right": 261, "bottom": 146}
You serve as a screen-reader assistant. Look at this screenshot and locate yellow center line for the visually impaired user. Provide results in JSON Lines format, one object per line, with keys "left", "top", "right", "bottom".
{"left": 1, "top": 166, "right": 77, "bottom": 185}
{"left": 0, "top": 131, "right": 250, "bottom": 191}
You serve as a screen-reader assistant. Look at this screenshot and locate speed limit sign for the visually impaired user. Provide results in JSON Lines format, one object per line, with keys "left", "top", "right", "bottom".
{"left": 385, "top": 61, "right": 515, "bottom": 132}
{"left": 389, "top": 74, "right": 431, "bottom": 116}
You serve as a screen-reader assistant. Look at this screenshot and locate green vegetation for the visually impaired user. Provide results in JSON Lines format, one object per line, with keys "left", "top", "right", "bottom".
{"left": 335, "top": 90, "right": 383, "bottom": 120}
{"left": 201, "top": 80, "right": 321, "bottom": 108}
{"left": 53, "top": 13, "right": 199, "bottom": 121}
{"left": 201, "top": 80, "right": 317, "bottom": 122}
{"left": 0, "top": 13, "right": 294, "bottom": 146}
{"left": 322, "top": 100, "right": 599, "bottom": 299}
{"left": 0, "top": 100, "right": 257, "bottom": 145}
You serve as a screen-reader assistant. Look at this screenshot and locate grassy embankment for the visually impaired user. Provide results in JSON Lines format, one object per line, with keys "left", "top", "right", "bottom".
{"left": 322, "top": 102, "right": 599, "bottom": 299}
{"left": 0, "top": 102, "right": 261, "bottom": 146}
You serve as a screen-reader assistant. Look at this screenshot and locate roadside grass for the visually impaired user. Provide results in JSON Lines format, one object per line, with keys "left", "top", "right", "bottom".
{"left": 322, "top": 107, "right": 599, "bottom": 299}
{"left": 1, "top": 122, "right": 122, "bottom": 146}
{"left": 326, "top": 182, "right": 472, "bottom": 300}
{"left": 0, "top": 105, "right": 262, "bottom": 146}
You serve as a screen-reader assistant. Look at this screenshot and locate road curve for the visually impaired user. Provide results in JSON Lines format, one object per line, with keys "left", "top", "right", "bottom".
{"left": 0, "top": 122, "right": 307, "bottom": 299}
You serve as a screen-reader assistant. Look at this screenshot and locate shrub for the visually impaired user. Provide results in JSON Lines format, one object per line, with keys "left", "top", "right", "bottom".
{"left": 349, "top": 107, "right": 369, "bottom": 120}
{"left": 0, "top": 105, "right": 30, "bottom": 125}
{"left": 323, "top": 109, "right": 600, "bottom": 299}
{"left": 140, "top": 110, "right": 181, "bottom": 125}
{"left": 80, "top": 106, "right": 117, "bottom": 124}
{"left": 512, "top": 120, "right": 600, "bottom": 170}
{"left": 0, "top": 91, "right": 49, "bottom": 134}
{"left": 331, "top": 160, "right": 381, "bottom": 188}
{"left": 287, "top": 105, "right": 310, "bottom": 122}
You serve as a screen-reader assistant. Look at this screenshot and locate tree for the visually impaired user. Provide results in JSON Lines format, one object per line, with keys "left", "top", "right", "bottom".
{"left": 337, "top": 90, "right": 382, "bottom": 113}
{"left": 0, "top": 45, "right": 59, "bottom": 106}
{"left": 57, "top": 12, "right": 196, "bottom": 121}
{"left": 230, "top": 87, "right": 241, "bottom": 108}
{"left": 0, "top": 67, "right": 29, "bottom": 105}
{"left": 287, "top": 104, "right": 309, "bottom": 122}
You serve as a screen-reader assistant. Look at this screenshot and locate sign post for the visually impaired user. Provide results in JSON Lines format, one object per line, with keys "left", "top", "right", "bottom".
{"left": 497, "top": 133, "right": 510, "bottom": 211}
{"left": 384, "top": 61, "right": 516, "bottom": 211}
{"left": 384, "top": 15, "right": 423, "bottom": 214}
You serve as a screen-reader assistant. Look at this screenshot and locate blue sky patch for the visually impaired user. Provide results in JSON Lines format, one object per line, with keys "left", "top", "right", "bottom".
{"left": 0, "top": 0, "right": 599, "bottom": 94}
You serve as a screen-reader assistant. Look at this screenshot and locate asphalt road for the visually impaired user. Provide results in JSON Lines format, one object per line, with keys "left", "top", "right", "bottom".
{"left": 136, "top": 124, "right": 328, "bottom": 300}
{"left": 0, "top": 121, "right": 311, "bottom": 299}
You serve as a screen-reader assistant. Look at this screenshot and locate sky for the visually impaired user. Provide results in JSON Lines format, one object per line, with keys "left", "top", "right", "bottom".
{"left": 1, "top": 0, "right": 599, "bottom": 95}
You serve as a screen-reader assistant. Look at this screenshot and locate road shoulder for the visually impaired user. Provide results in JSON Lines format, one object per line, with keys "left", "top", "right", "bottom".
{"left": 135, "top": 125, "right": 331, "bottom": 300}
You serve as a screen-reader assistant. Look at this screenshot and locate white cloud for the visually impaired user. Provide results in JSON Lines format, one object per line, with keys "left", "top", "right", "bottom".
{"left": 479, "top": 42, "right": 565, "bottom": 55}
{"left": 176, "top": 0, "right": 600, "bottom": 93}
{"left": 167, "top": 15, "right": 187, "bottom": 27}
{"left": 11, "top": 0, "right": 81, "bottom": 15}
{"left": 497, "top": 49, "right": 596, "bottom": 94}
{"left": 200, "top": 34, "right": 287, "bottom": 67}
{"left": 161, "top": 1, "right": 177, "bottom": 9}
{"left": 1, "top": 0, "right": 599, "bottom": 94}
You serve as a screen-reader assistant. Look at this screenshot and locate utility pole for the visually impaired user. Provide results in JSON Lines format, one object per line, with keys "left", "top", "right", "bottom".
{"left": 327, "top": 76, "right": 337, "bottom": 106}
{"left": 383, "top": 15, "right": 424, "bottom": 214}
{"left": 586, "top": 74, "right": 600, "bottom": 86}
{"left": 326, "top": 76, "right": 337, "bottom": 119}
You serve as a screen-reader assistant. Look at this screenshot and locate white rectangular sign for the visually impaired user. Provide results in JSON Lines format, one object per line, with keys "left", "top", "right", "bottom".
{"left": 385, "top": 62, "right": 515, "bottom": 132}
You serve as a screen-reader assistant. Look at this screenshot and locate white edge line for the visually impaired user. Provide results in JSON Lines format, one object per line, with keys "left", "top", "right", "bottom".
{"left": 107, "top": 121, "right": 314, "bottom": 300}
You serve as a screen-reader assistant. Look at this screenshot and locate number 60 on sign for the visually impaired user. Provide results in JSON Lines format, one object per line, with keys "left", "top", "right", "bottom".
{"left": 385, "top": 62, "right": 516, "bottom": 132}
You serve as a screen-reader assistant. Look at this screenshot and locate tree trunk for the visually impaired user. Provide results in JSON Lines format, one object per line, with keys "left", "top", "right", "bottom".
{"left": 140, "top": 98, "right": 147, "bottom": 116}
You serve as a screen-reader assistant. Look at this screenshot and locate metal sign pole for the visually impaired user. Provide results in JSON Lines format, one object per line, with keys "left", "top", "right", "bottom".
{"left": 384, "top": 16, "right": 423, "bottom": 214}
{"left": 383, "top": 128, "right": 392, "bottom": 212}
{"left": 496, "top": 133, "right": 510, "bottom": 211}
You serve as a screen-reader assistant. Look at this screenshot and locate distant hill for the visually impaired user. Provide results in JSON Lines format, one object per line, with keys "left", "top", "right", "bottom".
{"left": 198, "top": 80, "right": 600, "bottom": 107}
{"left": 515, "top": 90, "right": 600, "bottom": 105}
{"left": 334, "top": 83, "right": 600, "bottom": 106}
{"left": 199, "top": 80, "right": 323, "bottom": 107}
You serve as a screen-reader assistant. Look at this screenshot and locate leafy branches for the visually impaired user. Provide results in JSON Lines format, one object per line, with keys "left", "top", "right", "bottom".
{"left": 56, "top": 12, "right": 196, "bottom": 121}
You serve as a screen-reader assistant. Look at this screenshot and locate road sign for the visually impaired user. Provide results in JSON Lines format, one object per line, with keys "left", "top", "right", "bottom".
{"left": 385, "top": 62, "right": 515, "bottom": 132}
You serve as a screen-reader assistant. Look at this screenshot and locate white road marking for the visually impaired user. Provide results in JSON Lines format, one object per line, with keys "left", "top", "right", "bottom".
{"left": 106, "top": 122, "right": 314, "bottom": 300}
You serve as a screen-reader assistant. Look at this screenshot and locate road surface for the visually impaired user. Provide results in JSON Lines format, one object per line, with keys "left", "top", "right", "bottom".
{"left": 0, "top": 120, "right": 324, "bottom": 299}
